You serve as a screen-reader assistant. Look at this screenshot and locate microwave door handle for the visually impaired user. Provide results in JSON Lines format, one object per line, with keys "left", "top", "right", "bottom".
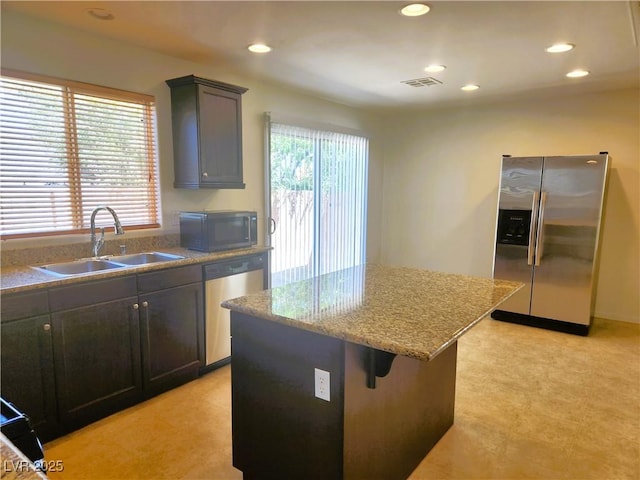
{"left": 244, "top": 215, "right": 251, "bottom": 240}
{"left": 534, "top": 191, "right": 547, "bottom": 266}
{"left": 527, "top": 191, "right": 540, "bottom": 266}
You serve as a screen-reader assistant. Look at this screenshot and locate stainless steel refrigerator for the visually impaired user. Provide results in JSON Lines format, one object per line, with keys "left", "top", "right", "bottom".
{"left": 492, "top": 153, "right": 610, "bottom": 335}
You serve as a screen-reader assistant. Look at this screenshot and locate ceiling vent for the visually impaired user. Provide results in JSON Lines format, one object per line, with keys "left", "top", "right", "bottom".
{"left": 401, "top": 77, "right": 443, "bottom": 87}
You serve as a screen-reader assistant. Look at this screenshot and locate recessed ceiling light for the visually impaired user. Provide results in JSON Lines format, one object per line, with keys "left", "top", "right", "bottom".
{"left": 424, "top": 64, "right": 446, "bottom": 73}
{"left": 248, "top": 43, "right": 272, "bottom": 53}
{"left": 86, "top": 8, "right": 114, "bottom": 21}
{"left": 461, "top": 84, "right": 479, "bottom": 91}
{"left": 566, "top": 69, "right": 590, "bottom": 78}
{"left": 400, "top": 3, "right": 430, "bottom": 17}
{"left": 546, "top": 43, "right": 575, "bottom": 53}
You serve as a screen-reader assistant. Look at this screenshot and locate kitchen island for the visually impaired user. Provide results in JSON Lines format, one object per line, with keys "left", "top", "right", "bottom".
{"left": 222, "top": 264, "right": 522, "bottom": 480}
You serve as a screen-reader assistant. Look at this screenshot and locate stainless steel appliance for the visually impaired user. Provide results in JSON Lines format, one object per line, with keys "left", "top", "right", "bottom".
{"left": 203, "top": 255, "right": 265, "bottom": 371}
{"left": 492, "top": 153, "right": 610, "bottom": 335}
{"left": 179, "top": 210, "right": 257, "bottom": 252}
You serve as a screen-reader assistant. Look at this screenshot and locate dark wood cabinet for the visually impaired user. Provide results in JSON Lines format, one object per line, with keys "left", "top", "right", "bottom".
{"left": 48, "top": 268, "right": 205, "bottom": 432}
{"left": 1, "top": 290, "right": 59, "bottom": 442}
{"left": 49, "top": 276, "right": 142, "bottom": 432}
{"left": 231, "top": 311, "right": 457, "bottom": 479}
{"left": 137, "top": 265, "right": 204, "bottom": 397}
{"left": 1, "top": 261, "right": 210, "bottom": 438}
{"left": 166, "top": 75, "right": 247, "bottom": 189}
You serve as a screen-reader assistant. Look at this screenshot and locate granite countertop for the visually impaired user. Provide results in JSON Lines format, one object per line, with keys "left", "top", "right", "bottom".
{"left": 222, "top": 264, "right": 523, "bottom": 361}
{"left": 0, "top": 246, "right": 270, "bottom": 294}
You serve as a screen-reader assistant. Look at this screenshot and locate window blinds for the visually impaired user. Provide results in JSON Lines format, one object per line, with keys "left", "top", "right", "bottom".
{"left": 269, "top": 120, "right": 368, "bottom": 287}
{"left": 0, "top": 72, "right": 159, "bottom": 238}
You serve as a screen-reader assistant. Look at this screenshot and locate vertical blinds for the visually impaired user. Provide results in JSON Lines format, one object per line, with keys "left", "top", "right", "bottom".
{"left": 269, "top": 120, "right": 368, "bottom": 287}
{"left": 0, "top": 71, "right": 159, "bottom": 238}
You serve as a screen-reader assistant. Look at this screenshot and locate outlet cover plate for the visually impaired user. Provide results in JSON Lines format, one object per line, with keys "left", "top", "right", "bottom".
{"left": 314, "top": 368, "right": 330, "bottom": 402}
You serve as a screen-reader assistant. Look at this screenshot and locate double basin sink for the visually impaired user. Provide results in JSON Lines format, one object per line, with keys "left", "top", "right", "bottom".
{"left": 34, "top": 252, "right": 185, "bottom": 277}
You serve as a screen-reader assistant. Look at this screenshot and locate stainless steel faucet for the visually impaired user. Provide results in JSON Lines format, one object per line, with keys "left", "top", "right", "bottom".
{"left": 90, "top": 206, "right": 125, "bottom": 257}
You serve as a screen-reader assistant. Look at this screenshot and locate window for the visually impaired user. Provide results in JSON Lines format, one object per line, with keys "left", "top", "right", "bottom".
{"left": 267, "top": 116, "right": 368, "bottom": 287}
{"left": 0, "top": 70, "right": 159, "bottom": 238}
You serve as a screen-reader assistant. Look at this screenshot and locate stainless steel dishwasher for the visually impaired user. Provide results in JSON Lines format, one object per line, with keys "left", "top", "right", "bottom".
{"left": 203, "top": 255, "right": 265, "bottom": 370}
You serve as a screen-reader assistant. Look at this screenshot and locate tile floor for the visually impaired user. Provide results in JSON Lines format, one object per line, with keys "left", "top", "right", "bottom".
{"left": 44, "top": 317, "right": 640, "bottom": 480}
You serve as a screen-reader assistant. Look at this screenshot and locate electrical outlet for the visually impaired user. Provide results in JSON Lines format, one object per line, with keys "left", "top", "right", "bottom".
{"left": 314, "top": 368, "right": 330, "bottom": 402}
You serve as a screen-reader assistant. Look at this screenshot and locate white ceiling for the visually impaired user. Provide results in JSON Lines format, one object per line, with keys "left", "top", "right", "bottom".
{"left": 3, "top": 1, "right": 639, "bottom": 109}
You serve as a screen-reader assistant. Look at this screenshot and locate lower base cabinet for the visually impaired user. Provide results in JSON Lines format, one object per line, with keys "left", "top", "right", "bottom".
{"left": 11, "top": 264, "right": 205, "bottom": 437}
{"left": 1, "top": 290, "right": 59, "bottom": 442}
{"left": 50, "top": 276, "right": 142, "bottom": 433}
{"left": 1, "top": 261, "right": 216, "bottom": 441}
{"left": 138, "top": 266, "right": 204, "bottom": 397}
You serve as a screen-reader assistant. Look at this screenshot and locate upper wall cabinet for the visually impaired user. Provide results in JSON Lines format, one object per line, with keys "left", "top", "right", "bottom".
{"left": 166, "top": 75, "right": 248, "bottom": 189}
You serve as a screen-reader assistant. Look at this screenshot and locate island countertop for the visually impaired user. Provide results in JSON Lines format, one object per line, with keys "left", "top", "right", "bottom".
{"left": 222, "top": 264, "right": 522, "bottom": 361}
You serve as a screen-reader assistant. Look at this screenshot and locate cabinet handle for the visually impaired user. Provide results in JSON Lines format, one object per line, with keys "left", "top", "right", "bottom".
{"left": 133, "top": 303, "right": 139, "bottom": 310}
{"left": 202, "top": 172, "right": 208, "bottom": 178}
{"left": 43, "top": 323, "right": 51, "bottom": 332}
{"left": 142, "top": 301, "right": 149, "bottom": 308}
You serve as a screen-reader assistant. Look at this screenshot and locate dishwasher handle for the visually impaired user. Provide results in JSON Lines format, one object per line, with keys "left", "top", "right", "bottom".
{"left": 204, "top": 255, "right": 264, "bottom": 280}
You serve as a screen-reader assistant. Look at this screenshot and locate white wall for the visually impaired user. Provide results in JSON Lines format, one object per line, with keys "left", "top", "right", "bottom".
{"left": 379, "top": 88, "right": 640, "bottom": 323}
{"left": 0, "top": 10, "right": 384, "bottom": 262}
{"left": 2, "top": 10, "right": 637, "bottom": 323}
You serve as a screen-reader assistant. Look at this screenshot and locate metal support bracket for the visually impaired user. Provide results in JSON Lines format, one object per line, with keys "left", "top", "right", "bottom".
{"left": 366, "top": 347, "right": 397, "bottom": 389}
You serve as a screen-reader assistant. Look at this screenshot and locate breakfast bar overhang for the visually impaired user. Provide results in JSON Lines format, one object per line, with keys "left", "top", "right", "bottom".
{"left": 222, "top": 264, "right": 522, "bottom": 480}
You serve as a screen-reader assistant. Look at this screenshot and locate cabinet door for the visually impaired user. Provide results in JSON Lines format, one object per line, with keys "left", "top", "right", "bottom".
{"left": 51, "top": 296, "right": 142, "bottom": 432}
{"left": 198, "top": 85, "right": 244, "bottom": 188}
{"left": 139, "top": 282, "right": 203, "bottom": 397}
{"left": 1, "top": 315, "right": 59, "bottom": 441}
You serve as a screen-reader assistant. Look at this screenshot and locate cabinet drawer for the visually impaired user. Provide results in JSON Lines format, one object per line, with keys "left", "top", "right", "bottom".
{"left": 49, "top": 276, "right": 137, "bottom": 312}
{"left": 137, "top": 265, "right": 202, "bottom": 293}
{"left": 1, "top": 290, "right": 49, "bottom": 322}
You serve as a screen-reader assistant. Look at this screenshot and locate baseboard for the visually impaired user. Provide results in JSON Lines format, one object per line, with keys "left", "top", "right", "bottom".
{"left": 199, "top": 357, "right": 231, "bottom": 375}
{"left": 593, "top": 311, "right": 640, "bottom": 324}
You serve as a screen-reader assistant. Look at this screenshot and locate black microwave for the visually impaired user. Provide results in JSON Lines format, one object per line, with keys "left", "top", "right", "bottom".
{"left": 179, "top": 210, "right": 258, "bottom": 252}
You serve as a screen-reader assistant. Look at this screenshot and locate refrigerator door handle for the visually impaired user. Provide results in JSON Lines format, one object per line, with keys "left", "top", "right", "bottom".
{"left": 527, "top": 191, "right": 540, "bottom": 266}
{"left": 534, "top": 191, "right": 547, "bottom": 266}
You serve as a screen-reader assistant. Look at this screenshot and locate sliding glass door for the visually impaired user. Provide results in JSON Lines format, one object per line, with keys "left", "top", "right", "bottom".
{"left": 266, "top": 117, "right": 368, "bottom": 287}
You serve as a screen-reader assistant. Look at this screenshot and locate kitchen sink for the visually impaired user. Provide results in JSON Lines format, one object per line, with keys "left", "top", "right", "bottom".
{"left": 34, "top": 259, "right": 125, "bottom": 276}
{"left": 108, "top": 252, "right": 185, "bottom": 265}
{"left": 33, "top": 252, "right": 185, "bottom": 277}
